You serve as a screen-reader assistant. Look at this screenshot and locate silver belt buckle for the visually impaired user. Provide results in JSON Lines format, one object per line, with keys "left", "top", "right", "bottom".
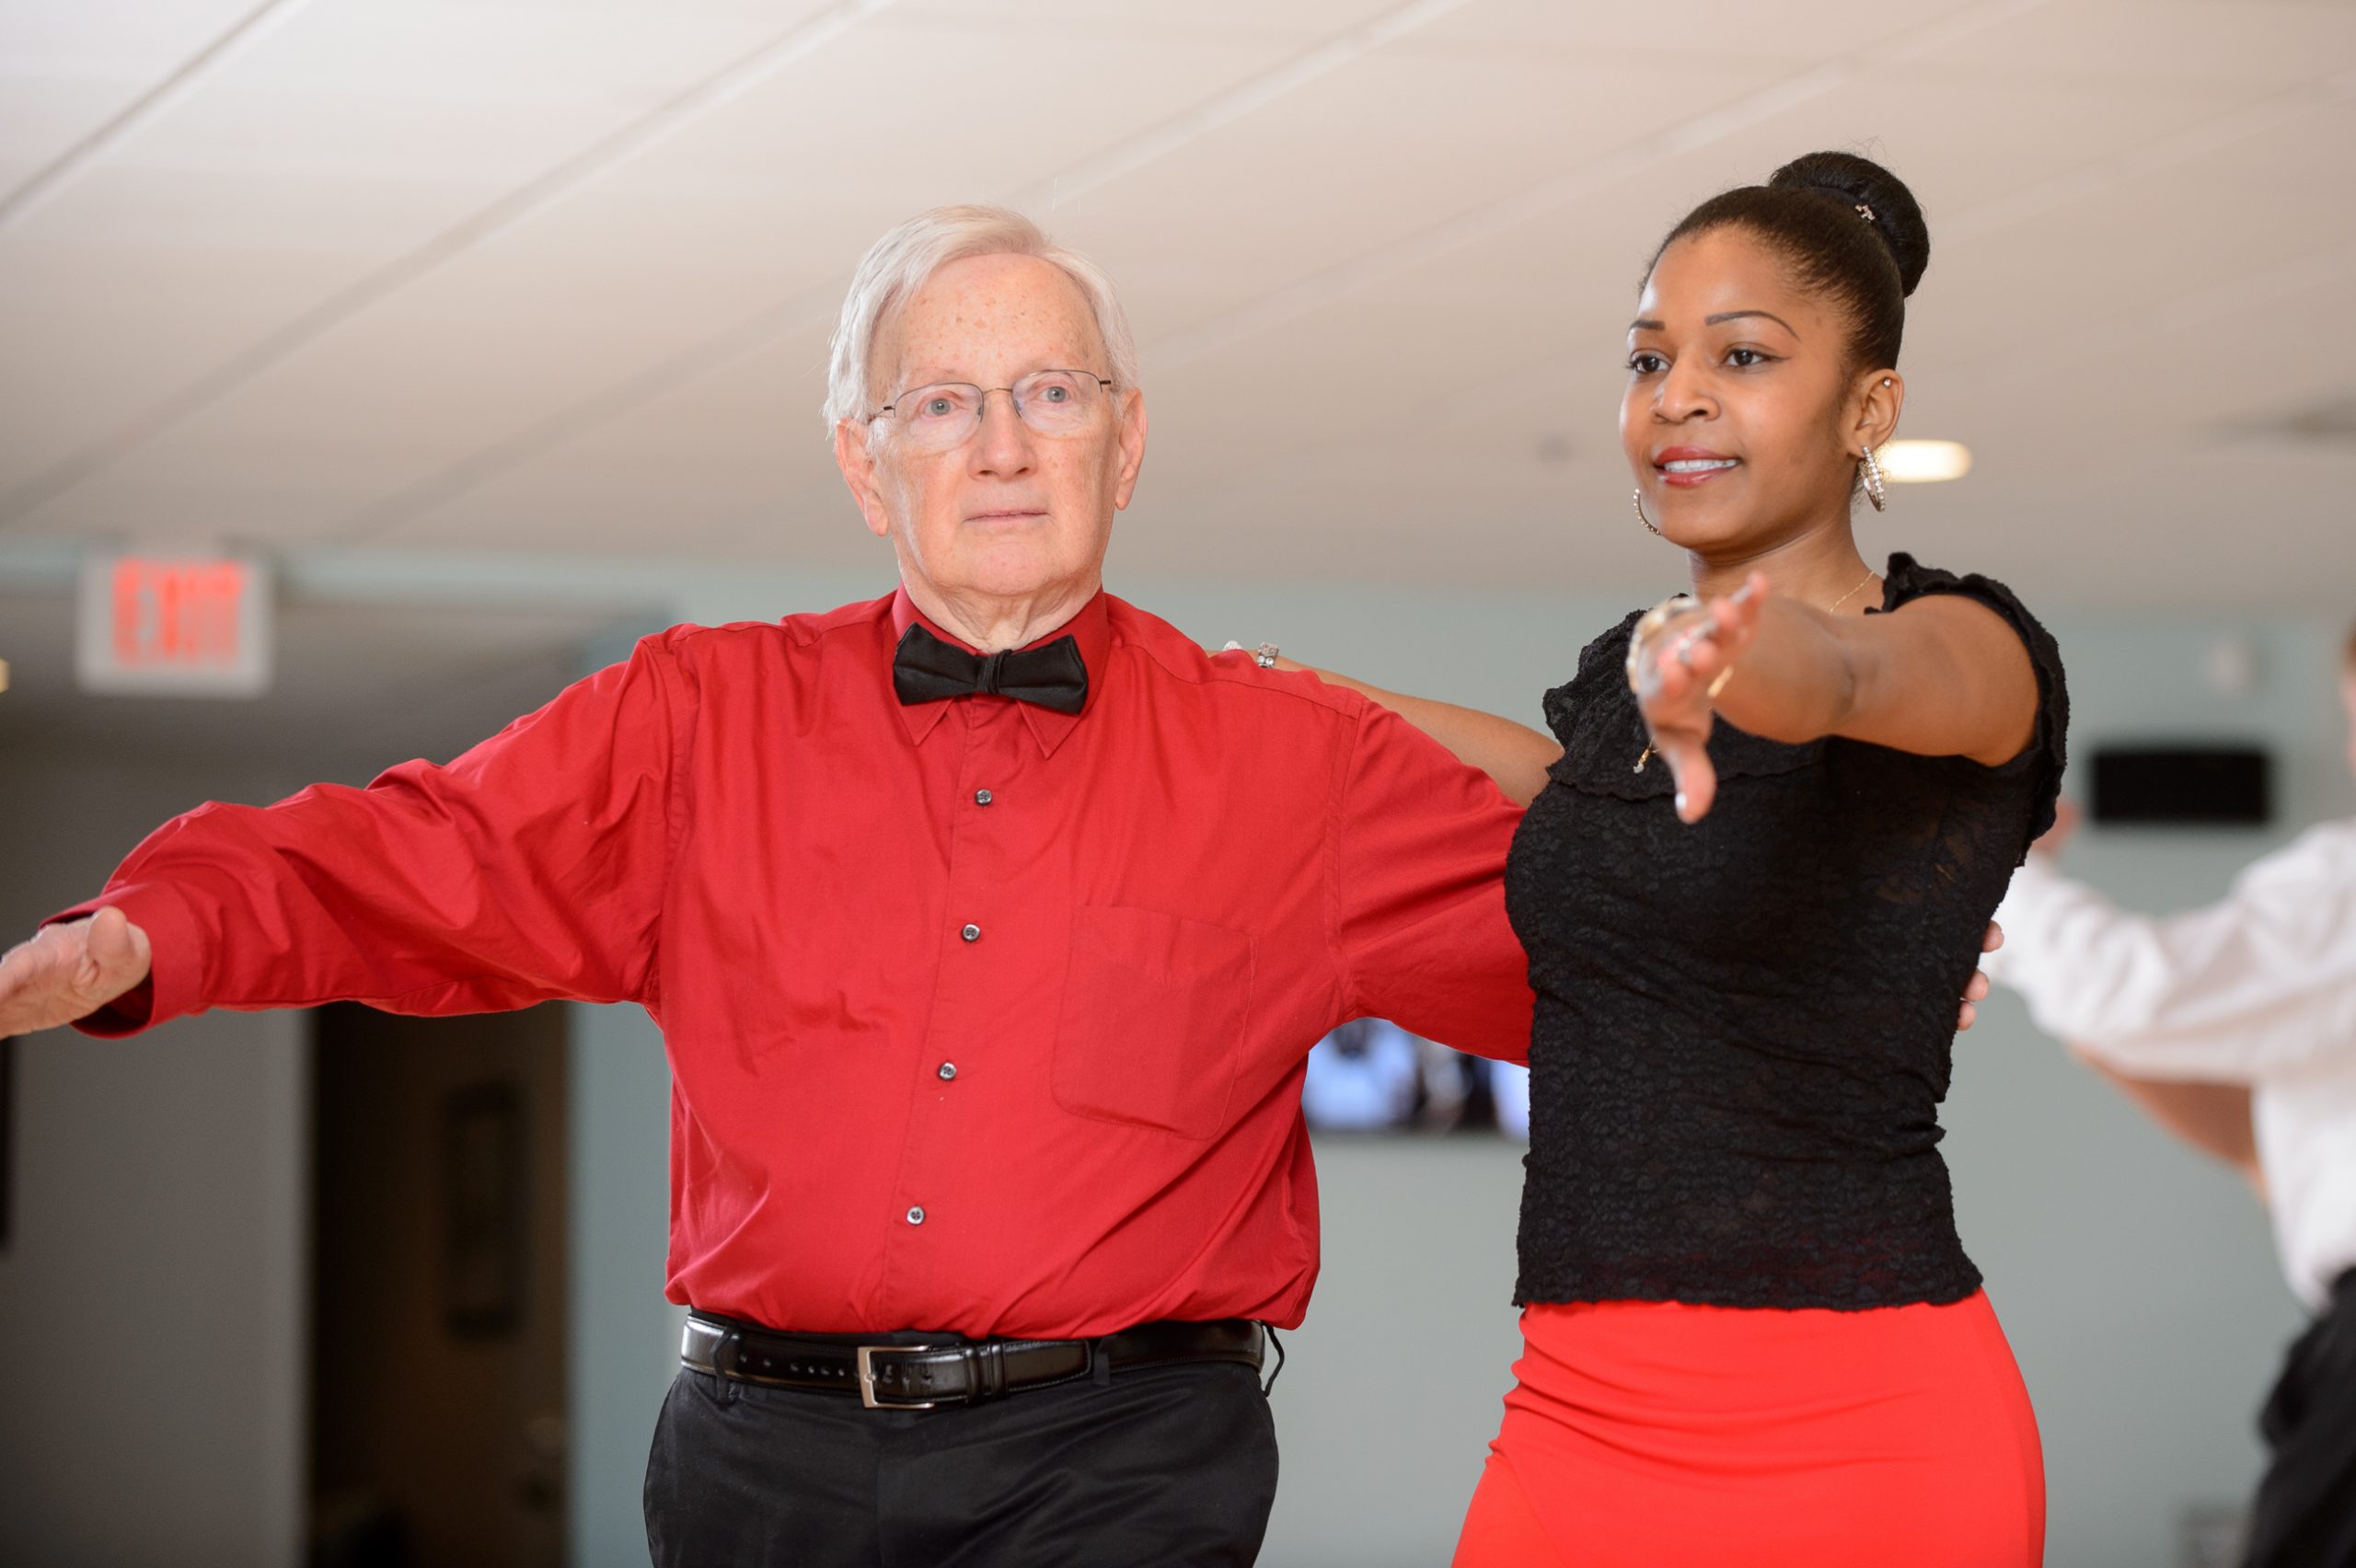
{"left": 857, "top": 1344, "right": 941, "bottom": 1410}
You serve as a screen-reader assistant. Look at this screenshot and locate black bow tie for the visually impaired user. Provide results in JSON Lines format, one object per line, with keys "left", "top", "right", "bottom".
{"left": 892, "top": 623, "right": 1089, "bottom": 715}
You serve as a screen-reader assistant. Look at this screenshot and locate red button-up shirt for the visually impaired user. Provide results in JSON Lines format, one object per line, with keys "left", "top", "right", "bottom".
{"left": 67, "top": 589, "right": 1530, "bottom": 1337}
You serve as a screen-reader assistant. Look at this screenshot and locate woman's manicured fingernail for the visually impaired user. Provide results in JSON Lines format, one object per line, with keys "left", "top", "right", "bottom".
{"left": 1675, "top": 790, "right": 1689, "bottom": 815}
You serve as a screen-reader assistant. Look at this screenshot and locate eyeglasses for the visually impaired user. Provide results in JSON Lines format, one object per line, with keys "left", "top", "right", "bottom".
{"left": 869, "top": 369, "right": 1114, "bottom": 452}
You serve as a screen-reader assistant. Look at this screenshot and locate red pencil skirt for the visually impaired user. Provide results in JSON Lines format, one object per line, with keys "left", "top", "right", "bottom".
{"left": 1450, "top": 1290, "right": 2044, "bottom": 1567}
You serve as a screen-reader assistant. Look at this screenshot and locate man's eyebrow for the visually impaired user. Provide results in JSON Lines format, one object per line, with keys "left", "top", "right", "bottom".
{"left": 1704, "top": 309, "right": 1798, "bottom": 334}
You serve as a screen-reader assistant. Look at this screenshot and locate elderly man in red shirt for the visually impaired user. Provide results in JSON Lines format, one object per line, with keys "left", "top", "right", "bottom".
{"left": 0, "top": 206, "right": 1547, "bottom": 1566}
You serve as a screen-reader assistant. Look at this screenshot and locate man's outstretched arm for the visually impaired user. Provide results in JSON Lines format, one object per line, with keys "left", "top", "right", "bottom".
{"left": 9, "top": 632, "right": 685, "bottom": 1038}
{"left": 1988, "top": 820, "right": 2356, "bottom": 1078}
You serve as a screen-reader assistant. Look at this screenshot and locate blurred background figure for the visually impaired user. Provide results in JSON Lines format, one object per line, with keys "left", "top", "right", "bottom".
{"left": 1488, "top": 1055, "right": 1531, "bottom": 1143}
{"left": 1986, "top": 625, "right": 2356, "bottom": 1568}
{"left": 1303, "top": 1019, "right": 1426, "bottom": 1132}
{"left": 1302, "top": 1020, "right": 1507, "bottom": 1135}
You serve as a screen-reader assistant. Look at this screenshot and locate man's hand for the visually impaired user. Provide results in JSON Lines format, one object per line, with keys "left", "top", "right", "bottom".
{"left": 1958, "top": 920, "right": 2002, "bottom": 1032}
{"left": 0, "top": 907, "right": 153, "bottom": 1036}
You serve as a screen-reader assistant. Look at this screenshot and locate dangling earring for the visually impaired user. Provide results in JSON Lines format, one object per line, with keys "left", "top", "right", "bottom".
{"left": 1858, "top": 446, "right": 1888, "bottom": 513}
{"left": 1633, "top": 490, "right": 1662, "bottom": 536}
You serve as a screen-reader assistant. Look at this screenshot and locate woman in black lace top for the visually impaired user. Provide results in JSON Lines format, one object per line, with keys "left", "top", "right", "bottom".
{"left": 1309, "top": 153, "right": 2063, "bottom": 1565}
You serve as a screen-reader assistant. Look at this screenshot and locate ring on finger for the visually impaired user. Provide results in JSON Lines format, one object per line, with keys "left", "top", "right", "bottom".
{"left": 1624, "top": 594, "right": 1700, "bottom": 690}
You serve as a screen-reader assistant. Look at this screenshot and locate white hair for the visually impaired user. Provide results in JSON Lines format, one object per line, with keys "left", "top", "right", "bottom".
{"left": 823, "top": 203, "right": 1139, "bottom": 438}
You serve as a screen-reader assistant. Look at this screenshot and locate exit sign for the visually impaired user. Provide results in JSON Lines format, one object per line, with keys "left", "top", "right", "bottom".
{"left": 76, "top": 552, "right": 273, "bottom": 698}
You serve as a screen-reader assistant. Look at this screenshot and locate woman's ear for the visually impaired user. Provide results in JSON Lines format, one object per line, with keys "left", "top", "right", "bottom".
{"left": 1851, "top": 369, "right": 1905, "bottom": 454}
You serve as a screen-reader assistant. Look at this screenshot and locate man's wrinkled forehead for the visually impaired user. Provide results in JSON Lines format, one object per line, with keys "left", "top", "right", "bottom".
{"left": 877, "top": 252, "right": 1106, "bottom": 389}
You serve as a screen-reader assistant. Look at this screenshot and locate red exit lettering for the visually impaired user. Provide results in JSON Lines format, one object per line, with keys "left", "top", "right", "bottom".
{"left": 110, "top": 558, "right": 248, "bottom": 668}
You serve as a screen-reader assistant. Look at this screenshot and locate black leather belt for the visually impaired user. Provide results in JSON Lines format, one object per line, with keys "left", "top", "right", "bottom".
{"left": 681, "top": 1310, "right": 1265, "bottom": 1411}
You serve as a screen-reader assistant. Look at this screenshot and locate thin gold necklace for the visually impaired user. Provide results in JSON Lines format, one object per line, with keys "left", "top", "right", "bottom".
{"left": 1632, "top": 567, "right": 1880, "bottom": 774}
{"left": 1822, "top": 565, "right": 1879, "bottom": 613}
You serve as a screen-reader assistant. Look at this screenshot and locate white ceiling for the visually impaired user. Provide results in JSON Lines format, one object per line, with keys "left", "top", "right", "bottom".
{"left": 1, "top": 0, "right": 2352, "bottom": 609}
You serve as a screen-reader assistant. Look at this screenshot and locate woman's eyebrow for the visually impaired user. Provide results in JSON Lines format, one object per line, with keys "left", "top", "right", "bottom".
{"left": 1628, "top": 310, "right": 1801, "bottom": 335}
{"left": 1704, "top": 309, "right": 1798, "bottom": 334}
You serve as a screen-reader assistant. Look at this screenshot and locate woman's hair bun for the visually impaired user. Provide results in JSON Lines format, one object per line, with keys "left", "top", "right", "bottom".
{"left": 1767, "top": 151, "right": 1930, "bottom": 298}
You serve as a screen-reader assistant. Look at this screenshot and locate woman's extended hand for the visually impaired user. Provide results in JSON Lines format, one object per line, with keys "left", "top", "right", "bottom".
{"left": 1627, "top": 571, "right": 1768, "bottom": 823}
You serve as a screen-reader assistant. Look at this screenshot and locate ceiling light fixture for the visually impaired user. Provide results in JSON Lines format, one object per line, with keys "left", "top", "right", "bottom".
{"left": 1876, "top": 439, "right": 1972, "bottom": 483}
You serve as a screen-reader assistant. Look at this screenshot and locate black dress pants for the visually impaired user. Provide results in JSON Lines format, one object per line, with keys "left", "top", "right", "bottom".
{"left": 642, "top": 1358, "right": 1279, "bottom": 1568}
{"left": 2245, "top": 1271, "right": 2356, "bottom": 1568}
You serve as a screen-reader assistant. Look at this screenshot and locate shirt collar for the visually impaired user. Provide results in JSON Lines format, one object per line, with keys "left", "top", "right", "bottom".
{"left": 888, "top": 586, "right": 1110, "bottom": 757}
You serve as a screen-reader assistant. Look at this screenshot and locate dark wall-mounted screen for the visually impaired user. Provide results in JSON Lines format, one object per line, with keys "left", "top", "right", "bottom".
{"left": 2091, "top": 745, "right": 2271, "bottom": 826}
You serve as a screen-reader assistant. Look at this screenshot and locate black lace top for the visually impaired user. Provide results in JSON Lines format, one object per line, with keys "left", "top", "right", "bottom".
{"left": 1505, "top": 554, "right": 2068, "bottom": 1310}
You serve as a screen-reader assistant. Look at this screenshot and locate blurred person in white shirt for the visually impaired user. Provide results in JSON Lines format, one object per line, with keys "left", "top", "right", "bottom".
{"left": 1984, "top": 622, "right": 2356, "bottom": 1568}
{"left": 1489, "top": 1059, "right": 1530, "bottom": 1141}
{"left": 1301, "top": 1018, "right": 1425, "bottom": 1131}
{"left": 1302, "top": 1020, "right": 1514, "bottom": 1134}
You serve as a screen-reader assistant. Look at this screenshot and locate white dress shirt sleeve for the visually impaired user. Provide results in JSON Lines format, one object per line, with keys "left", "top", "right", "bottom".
{"left": 1985, "top": 821, "right": 2356, "bottom": 1079}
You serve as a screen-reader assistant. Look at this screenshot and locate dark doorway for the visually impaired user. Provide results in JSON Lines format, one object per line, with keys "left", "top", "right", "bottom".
{"left": 307, "top": 1004, "right": 569, "bottom": 1568}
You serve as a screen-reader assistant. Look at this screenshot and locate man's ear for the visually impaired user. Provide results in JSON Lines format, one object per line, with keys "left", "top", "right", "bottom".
{"left": 833, "top": 420, "right": 894, "bottom": 540}
{"left": 1111, "top": 387, "right": 1149, "bottom": 512}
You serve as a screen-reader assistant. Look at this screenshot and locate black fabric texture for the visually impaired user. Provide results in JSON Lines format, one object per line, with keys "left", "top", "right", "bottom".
{"left": 642, "top": 1360, "right": 1278, "bottom": 1568}
{"left": 2244, "top": 1270, "right": 2356, "bottom": 1568}
{"left": 1505, "top": 553, "right": 2068, "bottom": 1310}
